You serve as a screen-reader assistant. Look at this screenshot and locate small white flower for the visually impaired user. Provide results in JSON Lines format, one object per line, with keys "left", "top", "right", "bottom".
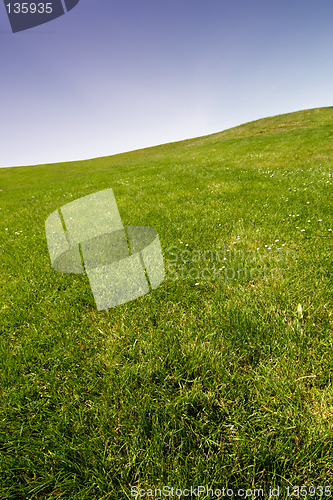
{"left": 275, "top": 240, "right": 279, "bottom": 242}
{"left": 318, "top": 219, "right": 322, "bottom": 222}
{"left": 301, "top": 229, "right": 305, "bottom": 232}
{"left": 195, "top": 282, "right": 199, "bottom": 286}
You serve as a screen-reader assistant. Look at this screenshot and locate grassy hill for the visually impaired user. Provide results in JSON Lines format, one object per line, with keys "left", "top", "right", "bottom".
{"left": 0, "top": 107, "right": 332, "bottom": 498}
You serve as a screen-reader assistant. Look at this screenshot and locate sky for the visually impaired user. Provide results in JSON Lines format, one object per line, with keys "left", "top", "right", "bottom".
{"left": 0, "top": 0, "right": 332, "bottom": 168}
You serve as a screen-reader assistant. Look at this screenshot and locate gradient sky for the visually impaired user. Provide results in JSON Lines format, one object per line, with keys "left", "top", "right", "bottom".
{"left": 1, "top": 0, "right": 332, "bottom": 167}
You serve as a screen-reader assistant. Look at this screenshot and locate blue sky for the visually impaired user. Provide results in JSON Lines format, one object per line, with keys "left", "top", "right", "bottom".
{"left": 1, "top": 0, "right": 332, "bottom": 167}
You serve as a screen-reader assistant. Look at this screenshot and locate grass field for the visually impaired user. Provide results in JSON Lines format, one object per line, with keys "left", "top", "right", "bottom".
{"left": 0, "top": 107, "right": 332, "bottom": 499}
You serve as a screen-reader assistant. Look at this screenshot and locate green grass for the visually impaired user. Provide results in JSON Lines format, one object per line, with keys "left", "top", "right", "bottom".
{"left": 0, "top": 107, "right": 332, "bottom": 499}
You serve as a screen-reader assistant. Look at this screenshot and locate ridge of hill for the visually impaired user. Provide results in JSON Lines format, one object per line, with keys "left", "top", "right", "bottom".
{"left": 1, "top": 106, "right": 332, "bottom": 189}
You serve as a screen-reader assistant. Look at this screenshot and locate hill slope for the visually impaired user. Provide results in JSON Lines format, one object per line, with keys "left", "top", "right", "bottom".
{"left": 0, "top": 107, "right": 332, "bottom": 496}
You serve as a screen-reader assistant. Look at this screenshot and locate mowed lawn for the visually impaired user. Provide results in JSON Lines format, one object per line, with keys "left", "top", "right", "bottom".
{"left": 0, "top": 107, "right": 332, "bottom": 499}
